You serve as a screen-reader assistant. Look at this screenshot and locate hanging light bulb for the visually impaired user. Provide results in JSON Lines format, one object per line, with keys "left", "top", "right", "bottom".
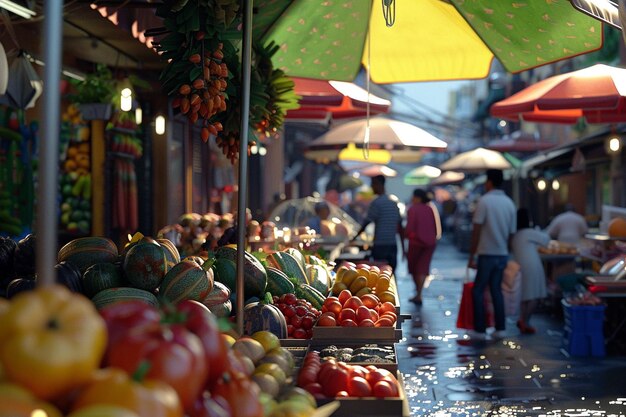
{"left": 135, "top": 107, "right": 143, "bottom": 125}
{"left": 155, "top": 115, "right": 166, "bottom": 135}
{"left": 537, "top": 178, "right": 547, "bottom": 191}
{"left": 120, "top": 87, "right": 132, "bottom": 111}
{"left": 551, "top": 179, "right": 560, "bottom": 191}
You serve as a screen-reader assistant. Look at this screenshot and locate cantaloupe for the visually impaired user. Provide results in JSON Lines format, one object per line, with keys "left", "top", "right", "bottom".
{"left": 608, "top": 217, "right": 626, "bottom": 237}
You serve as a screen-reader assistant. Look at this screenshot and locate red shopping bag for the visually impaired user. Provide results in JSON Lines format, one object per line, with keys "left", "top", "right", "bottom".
{"left": 456, "top": 269, "right": 495, "bottom": 330}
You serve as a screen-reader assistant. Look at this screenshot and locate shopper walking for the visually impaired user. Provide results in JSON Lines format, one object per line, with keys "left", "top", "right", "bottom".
{"left": 405, "top": 189, "right": 440, "bottom": 305}
{"left": 468, "top": 169, "right": 516, "bottom": 337}
{"left": 354, "top": 175, "right": 404, "bottom": 272}
{"left": 511, "top": 208, "right": 550, "bottom": 334}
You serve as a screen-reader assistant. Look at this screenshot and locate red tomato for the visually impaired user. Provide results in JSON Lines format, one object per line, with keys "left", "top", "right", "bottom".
{"left": 320, "top": 367, "right": 350, "bottom": 397}
{"left": 338, "top": 289, "right": 352, "bottom": 305}
{"left": 365, "top": 368, "right": 395, "bottom": 385}
{"left": 283, "top": 305, "right": 296, "bottom": 318}
{"left": 340, "top": 319, "right": 358, "bottom": 327}
{"left": 290, "top": 315, "right": 303, "bottom": 328}
{"left": 295, "top": 305, "right": 308, "bottom": 317}
{"left": 323, "top": 296, "right": 340, "bottom": 307}
{"left": 189, "top": 392, "right": 231, "bottom": 417}
{"left": 381, "top": 311, "right": 397, "bottom": 323}
{"left": 375, "top": 317, "right": 394, "bottom": 327}
{"left": 297, "top": 368, "right": 318, "bottom": 387}
{"left": 358, "top": 318, "right": 375, "bottom": 327}
{"left": 317, "top": 361, "right": 337, "bottom": 383}
{"left": 302, "top": 382, "right": 323, "bottom": 396}
{"left": 325, "top": 300, "right": 342, "bottom": 316}
{"left": 174, "top": 300, "right": 228, "bottom": 387}
{"left": 292, "top": 328, "right": 308, "bottom": 339}
{"left": 379, "top": 302, "right": 396, "bottom": 314}
{"left": 212, "top": 373, "right": 264, "bottom": 417}
{"left": 356, "top": 306, "right": 372, "bottom": 323}
{"left": 283, "top": 293, "right": 297, "bottom": 305}
{"left": 370, "top": 309, "right": 379, "bottom": 322}
{"left": 338, "top": 308, "right": 356, "bottom": 323}
{"left": 350, "top": 365, "right": 369, "bottom": 379}
{"left": 348, "top": 376, "right": 372, "bottom": 397}
{"left": 372, "top": 380, "right": 399, "bottom": 398}
{"left": 360, "top": 294, "right": 380, "bottom": 309}
{"left": 287, "top": 324, "right": 295, "bottom": 336}
{"left": 107, "top": 323, "right": 207, "bottom": 412}
{"left": 301, "top": 315, "right": 315, "bottom": 330}
{"left": 99, "top": 300, "right": 161, "bottom": 361}
{"left": 343, "top": 296, "right": 363, "bottom": 311}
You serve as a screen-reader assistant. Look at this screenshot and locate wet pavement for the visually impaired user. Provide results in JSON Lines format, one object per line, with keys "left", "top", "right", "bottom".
{"left": 395, "top": 237, "right": 626, "bottom": 416}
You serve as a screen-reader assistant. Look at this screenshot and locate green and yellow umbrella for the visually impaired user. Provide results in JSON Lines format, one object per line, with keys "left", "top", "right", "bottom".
{"left": 253, "top": 0, "right": 603, "bottom": 83}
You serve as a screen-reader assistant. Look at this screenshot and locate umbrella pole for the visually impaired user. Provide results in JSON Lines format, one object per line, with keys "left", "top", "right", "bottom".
{"left": 37, "top": 1, "right": 63, "bottom": 286}
{"left": 236, "top": 0, "right": 253, "bottom": 336}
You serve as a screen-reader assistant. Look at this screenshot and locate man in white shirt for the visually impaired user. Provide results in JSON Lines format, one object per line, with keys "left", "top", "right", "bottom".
{"left": 468, "top": 169, "right": 516, "bottom": 337}
{"left": 546, "top": 204, "right": 588, "bottom": 244}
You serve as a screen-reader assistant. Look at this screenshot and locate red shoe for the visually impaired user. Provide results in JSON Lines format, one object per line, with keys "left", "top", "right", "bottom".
{"left": 517, "top": 320, "right": 536, "bottom": 334}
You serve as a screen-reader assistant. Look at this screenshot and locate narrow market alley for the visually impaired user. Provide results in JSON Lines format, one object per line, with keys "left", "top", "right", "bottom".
{"left": 395, "top": 237, "right": 626, "bottom": 417}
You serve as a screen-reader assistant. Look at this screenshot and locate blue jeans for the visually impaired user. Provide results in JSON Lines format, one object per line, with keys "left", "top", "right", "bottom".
{"left": 472, "top": 255, "right": 507, "bottom": 333}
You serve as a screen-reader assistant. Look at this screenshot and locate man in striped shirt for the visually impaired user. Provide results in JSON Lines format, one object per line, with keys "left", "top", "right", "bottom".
{"left": 354, "top": 175, "right": 404, "bottom": 272}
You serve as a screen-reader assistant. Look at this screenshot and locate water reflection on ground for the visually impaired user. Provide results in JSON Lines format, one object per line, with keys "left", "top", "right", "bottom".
{"left": 395, "top": 239, "right": 626, "bottom": 417}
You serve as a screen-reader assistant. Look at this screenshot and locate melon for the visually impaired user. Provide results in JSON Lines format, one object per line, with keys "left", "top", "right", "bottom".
{"left": 608, "top": 217, "right": 626, "bottom": 237}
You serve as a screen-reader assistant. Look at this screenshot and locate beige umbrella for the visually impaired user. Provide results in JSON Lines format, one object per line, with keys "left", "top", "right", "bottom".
{"left": 439, "top": 147, "right": 512, "bottom": 173}
{"left": 404, "top": 165, "right": 441, "bottom": 185}
{"left": 358, "top": 165, "right": 398, "bottom": 178}
{"left": 305, "top": 117, "right": 447, "bottom": 163}
{"left": 430, "top": 171, "right": 465, "bottom": 186}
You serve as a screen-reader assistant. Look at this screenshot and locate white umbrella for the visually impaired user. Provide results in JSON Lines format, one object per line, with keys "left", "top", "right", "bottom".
{"left": 439, "top": 147, "right": 512, "bottom": 173}
{"left": 305, "top": 117, "right": 447, "bottom": 163}
{"left": 404, "top": 165, "right": 441, "bottom": 185}
{"left": 430, "top": 171, "right": 465, "bottom": 186}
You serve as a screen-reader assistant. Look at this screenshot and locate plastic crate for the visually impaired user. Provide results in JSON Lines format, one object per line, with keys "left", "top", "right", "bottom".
{"left": 561, "top": 299, "right": 606, "bottom": 334}
{"left": 563, "top": 325, "right": 606, "bottom": 357}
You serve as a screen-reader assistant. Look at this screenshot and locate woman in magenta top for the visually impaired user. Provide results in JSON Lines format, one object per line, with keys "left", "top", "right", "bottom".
{"left": 405, "top": 189, "right": 440, "bottom": 305}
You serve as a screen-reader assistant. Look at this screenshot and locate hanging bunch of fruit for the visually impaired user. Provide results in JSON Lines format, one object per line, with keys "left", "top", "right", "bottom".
{"left": 150, "top": 0, "right": 240, "bottom": 148}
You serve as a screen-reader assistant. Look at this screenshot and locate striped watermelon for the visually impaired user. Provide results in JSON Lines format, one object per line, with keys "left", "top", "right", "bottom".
{"left": 160, "top": 259, "right": 213, "bottom": 305}
{"left": 202, "top": 281, "right": 231, "bottom": 307}
{"left": 82, "top": 263, "right": 124, "bottom": 298}
{"left": 91, "top": 287, "right": 159, "bottom": 310}
{"left": 266, "top": 251, "right": 307, "bottom": 285}
{"left": 265, "top": 267, "right": 295, "bottom": 296}
{"left": 123, "top": 242, "right": 167, "bottom": 291}
{"left": 157, "top": 238, "right": 181, "bottom": 272}
{"left": 58, "top": 237, "right": 118, "bottom": 274}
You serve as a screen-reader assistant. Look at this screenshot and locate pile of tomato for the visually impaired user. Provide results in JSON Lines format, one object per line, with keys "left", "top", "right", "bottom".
{"left": 272, "top": 293, "right": 321, "bottom": 339}
{"left": 296, "top": 351, "right": 401, "bottom": 399}
{"left": 316, "top": 290, "right": 398, "bottom": 328}
{"left": 0, "top": 285, "right": 265, "bottom": 417}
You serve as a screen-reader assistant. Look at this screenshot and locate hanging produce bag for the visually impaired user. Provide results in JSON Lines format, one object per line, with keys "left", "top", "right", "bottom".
{"left": 456, "top": 269, "right": 495, "bottom": 330}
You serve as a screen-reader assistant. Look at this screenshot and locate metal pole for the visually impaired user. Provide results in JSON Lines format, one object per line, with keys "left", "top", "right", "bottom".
{"left": 236, "top": 0, "right": 253, "bottom": 335}
{"left": 37, "top": 1, "right": 64, "bottom": 285}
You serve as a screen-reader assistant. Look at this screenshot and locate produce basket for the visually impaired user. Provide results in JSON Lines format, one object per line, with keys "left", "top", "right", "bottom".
{"left": 312, "top": 318, "right": 402, "bottom": 342}
{"left": 310, "top": 342, "right": 398, "bottom": 372}
{"left": 315, "top": 371, "right": 409, "bottom": 417}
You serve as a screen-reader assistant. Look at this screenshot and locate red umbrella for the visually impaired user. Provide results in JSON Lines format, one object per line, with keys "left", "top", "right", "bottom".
{"left": 486, "top": 130, "right": 556, "bottom": 153}
{"left": 286, "top": 77, "right": 391, "bottom": 122}
{"left": 490, "top": 64, "right": 626, "bottom": 124}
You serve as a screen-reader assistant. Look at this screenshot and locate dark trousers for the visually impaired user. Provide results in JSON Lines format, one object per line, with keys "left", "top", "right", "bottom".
{"left": 472, "top": 255, "right": 507, "bottom": 332}
{"left": 371, "top": 244, "right": 397, "bottom": 272}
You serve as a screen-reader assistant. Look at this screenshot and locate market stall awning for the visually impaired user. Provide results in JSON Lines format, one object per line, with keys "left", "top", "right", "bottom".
{"left": 286, "top": 77, "right": 391, "bottom": 122}
{"left": 486, "top": 130, "right": 557, "bottom": 153}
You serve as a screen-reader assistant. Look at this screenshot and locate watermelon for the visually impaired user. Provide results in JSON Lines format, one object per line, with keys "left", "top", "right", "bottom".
{"left": 208, "top": 299, "right": 232, "bottom": 318}
{"left": 202, "top": 281, "right": 231, "bottom": 307}
{"left": 243, "top": 302, "right": 287, "bottom": 338}
{"left": 284, "top": 248, "right": 306, "bottom": 271}
{"left": 305, "top": 264, "right": 332, "bottom": 295}
{"left": 266, "top": 251, "right": 307, "bottom": 285}
{"left": 157, "top": 238, "right": 181, "bottom": 271}
{"left": 160, "top": 259, "right": 213, "bottom": 305}
{"left": 123, "top": 242, "right": 167, "bottom": 291}
{"left": 58, "top": 237, "right": 118, "bottom": 274}
{"left": 265, "top": 267, "right": 295, "bottom": 297}
{"left": 214, "top": 246, "right": 267, "bottom": 299}
{"left": 295, "top": 284, "right": 325, "bottom": 310}
{"left": 91, "top": 287, "right": 159, "bottom": 310}
{"left": 82, "top": 263, "right": 124, "bottom": 298}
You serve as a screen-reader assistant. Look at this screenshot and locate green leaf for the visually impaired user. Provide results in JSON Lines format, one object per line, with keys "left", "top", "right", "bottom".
{"left": 189, "top": 66, "right": 202, "bottom": 82}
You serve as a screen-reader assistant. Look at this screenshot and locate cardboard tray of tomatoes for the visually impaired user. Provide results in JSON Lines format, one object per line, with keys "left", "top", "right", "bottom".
{"left": 309, "top": 342, "right": 398, "bottom": 373}
{"left": 311, "top": 316, "right": 402, "bottom": 341}
{"left": 315, "top": 371, "right": 409, "bottom": 417}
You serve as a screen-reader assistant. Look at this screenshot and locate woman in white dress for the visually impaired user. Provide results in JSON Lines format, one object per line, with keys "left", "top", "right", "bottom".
{"left": 511, "top": 208, "right": 551, "bottom": 334}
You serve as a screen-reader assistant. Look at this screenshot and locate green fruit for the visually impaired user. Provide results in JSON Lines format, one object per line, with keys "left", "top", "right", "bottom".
{"left": 61, "top": 212, "right": 71, "bottom": 225}
{"left": 61, "top": 202, "right": 71, "bottom": 212}
{"left": 62, "top": 184, "right": 73, "bottom": 196}
{"left": 79, "top": 200, "right": 90, "bottom": 210}
{"left": 71, "top": 211, "right": 84, "bottom": 222}
{"left": 77, "top": 220, "right": 90, "bottom": 232}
